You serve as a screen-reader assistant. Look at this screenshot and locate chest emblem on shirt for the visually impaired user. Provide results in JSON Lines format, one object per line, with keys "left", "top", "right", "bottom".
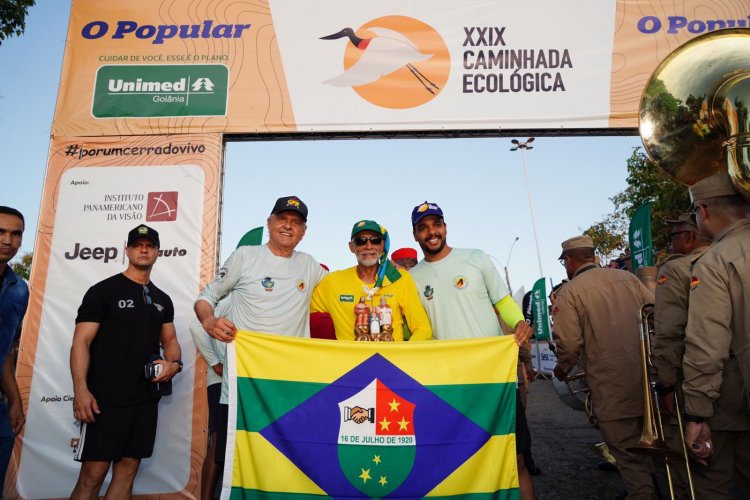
{"left": 657, "top": 274, "right": 667, "bottom": 286}
{"left": 297, "top": 280, "right": 306, "bottom": 292}
{"left": 689, "top": 276, "right": 700, "bottom": 290}
{"left": 262, "top": 276, "right": 275, "bottom": 291}
{"left": 453, "top": 276, "right": 468, "bottom": 289}
{"left": 423, "top": 285, "right": 434, "bottom": 300}
{"left": 339, "top": 294, "right": 355, "bottom": 302}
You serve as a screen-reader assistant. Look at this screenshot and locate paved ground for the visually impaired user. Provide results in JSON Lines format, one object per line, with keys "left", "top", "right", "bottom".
{"left": 524, "top": 378, "right": 626, "bottom": 500}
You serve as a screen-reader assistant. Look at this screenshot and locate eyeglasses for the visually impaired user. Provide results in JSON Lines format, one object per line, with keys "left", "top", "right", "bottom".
{"left": 668, "top": 230, "right": 691, "bottom": 242}
{"left": 143, "top": 285, "right": 152, "bottom": 305}
{"left": 353, "top": 236, "right": 383, "bottom": 246}
{"left": 558, "top": 257, "right": 566, "bottom": 266}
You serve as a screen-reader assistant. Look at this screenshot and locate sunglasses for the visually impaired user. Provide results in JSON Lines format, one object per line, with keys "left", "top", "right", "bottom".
{"left": 143, "top": 285, "right": 152, "bottom": 305}
{"left": 353, "top": 236, "right": 383, "bottom": 246}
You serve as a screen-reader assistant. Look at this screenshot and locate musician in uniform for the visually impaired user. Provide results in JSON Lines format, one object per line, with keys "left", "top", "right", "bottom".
{"left": 652, "top": 212, "right": 717, "bottom": 497}
{"left": 553, "top": 235, "right": 656, "bottom": 499}
{"left": 681, "top": 172, "right": 750, "bottom": 496}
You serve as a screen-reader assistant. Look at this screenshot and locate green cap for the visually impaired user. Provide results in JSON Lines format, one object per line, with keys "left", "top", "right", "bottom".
{"left": 350, "top": 220, "right": 385, "bottom": 239}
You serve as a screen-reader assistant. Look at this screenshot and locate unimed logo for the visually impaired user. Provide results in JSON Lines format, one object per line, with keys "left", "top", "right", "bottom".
{"left": 93, "top": 65, "right": 228, "bottom": 118}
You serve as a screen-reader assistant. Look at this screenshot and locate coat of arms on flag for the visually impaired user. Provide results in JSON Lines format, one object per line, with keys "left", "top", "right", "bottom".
{"left": 338, "top": 379, "right": 416, "bottom": 496}
{"left": 225, "top": 332, "right": 520, "bottom": 499}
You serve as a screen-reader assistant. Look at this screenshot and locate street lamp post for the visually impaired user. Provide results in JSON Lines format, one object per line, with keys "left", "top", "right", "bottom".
{"left": 504, "top": 236, "right": 519, "bottom": 292}
{"left": 510, "top": 137, "right": 549, "bottom": 379}
{"left": 510, "top": 138, "right": 545, "bottom": 278}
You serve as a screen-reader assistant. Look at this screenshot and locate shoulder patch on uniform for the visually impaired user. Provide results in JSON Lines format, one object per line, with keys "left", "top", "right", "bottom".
{"left": 657, "top": 274, "right": 667, "bottom": 286}
{"left": 689, "top": 276, "right": 700, "bottom": 290}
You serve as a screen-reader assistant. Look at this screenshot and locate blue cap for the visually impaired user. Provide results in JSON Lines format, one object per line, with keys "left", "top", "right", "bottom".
{"left": 411, "top": 201, "right": 443, "bottom": 227}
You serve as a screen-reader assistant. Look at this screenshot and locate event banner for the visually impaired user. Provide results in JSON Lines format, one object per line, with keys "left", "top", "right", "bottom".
{"left": 224, "top": 332, "right": 519, "bottom": 499}
{"left": 530, "top": 278, "right": 550, "bottom": 342}
{"left": 11, "top": 135, "right": 223, "bottom": 499}
{"left": 51, "top": 0, "right": 748, "bottom": 136}
{"left": 629, "top": 203, "right": 653, "bottom": 273}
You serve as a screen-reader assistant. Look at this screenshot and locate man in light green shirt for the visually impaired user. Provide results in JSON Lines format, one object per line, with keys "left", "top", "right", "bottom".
{"left": 409, "top": 202, "right": 529, "bottom": 342}
{"left": 409, "top": 201, "right": 535, "bottom": 500}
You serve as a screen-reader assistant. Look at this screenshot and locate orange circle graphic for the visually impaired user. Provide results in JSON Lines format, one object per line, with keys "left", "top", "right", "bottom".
{"left": 341, "top": 16, "right": 450, "bottom": 109}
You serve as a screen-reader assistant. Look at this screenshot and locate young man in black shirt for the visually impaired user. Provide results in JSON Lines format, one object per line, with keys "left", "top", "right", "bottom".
{"left": 70, "top": 224, "right": 182, "bottom": 499}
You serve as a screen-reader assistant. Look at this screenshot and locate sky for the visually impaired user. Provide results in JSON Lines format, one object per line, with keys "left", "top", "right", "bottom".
{"left": 1, "top": 2, "right": 644, "bottom": 296}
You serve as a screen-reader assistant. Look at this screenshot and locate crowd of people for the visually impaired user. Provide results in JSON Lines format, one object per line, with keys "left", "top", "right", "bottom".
{"left": 550, "top": 172, "right": 750, "bottom": 499}
{"left": 1, "top": 169, "right": 749, "bottom": 499}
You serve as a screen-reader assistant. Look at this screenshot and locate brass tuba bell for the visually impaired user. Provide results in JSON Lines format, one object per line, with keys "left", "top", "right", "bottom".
{"left": 639, "top": 28, "right": 750, "bottom": 198}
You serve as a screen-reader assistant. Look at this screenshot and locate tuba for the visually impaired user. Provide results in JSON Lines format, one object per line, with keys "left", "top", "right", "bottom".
{"left": 640, "top": 28, "right": 750, "bottom": 197}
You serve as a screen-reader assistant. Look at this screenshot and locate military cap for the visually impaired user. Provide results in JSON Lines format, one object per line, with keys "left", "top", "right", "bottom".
{"left": 559, "top": 235, "right": 594, "bottom": 259}
{"left": 689, "top": 172, "right": 737, "bottom": 203}
{"left": 665, "top": 212, "right": 698, "bottom": 231}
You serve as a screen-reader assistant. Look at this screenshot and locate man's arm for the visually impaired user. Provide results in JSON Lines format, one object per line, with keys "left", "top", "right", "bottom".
{"left": 195, "top": 300, "right": 237, "bottom": 343}
{"left": 70, "top": 322, "right": 100, "bottom": 423}
{"left": 493, "top": 296, "right": 531, "bottom": 346}
{"left": 153, "top": 322, "right": 181, "bottom": 382}
{"left": 195, "top": 249, "right": 245, "bottom": 341}
{"left": 551, "top": 289, "right": 583, "bottom": 380}
{"left": 683, "top": 261, "right": 732, "bottom": 418}
{"left": 190, "top": 319, "right": 221, "bottom": 371}
{"left": 653, "top": 262, "right": 688, "bottom": 389}
{"left": 0, "top": 352, "right": 24, "bottom": 434}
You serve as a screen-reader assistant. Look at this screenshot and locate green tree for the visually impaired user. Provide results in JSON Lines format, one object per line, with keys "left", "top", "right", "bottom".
{"left": 11, "top": 252, "right": 31, "bottom": 280}
{"left": 0, "top": 0, "right": 36, "bottom": 45}
{"left": 586, "top": 147, "right": 690, "bottom": 264}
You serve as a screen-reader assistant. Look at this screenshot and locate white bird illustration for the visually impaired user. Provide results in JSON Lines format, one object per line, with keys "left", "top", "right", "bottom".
{"left": 320, "top": 27, "right": 439, "bottom": 94}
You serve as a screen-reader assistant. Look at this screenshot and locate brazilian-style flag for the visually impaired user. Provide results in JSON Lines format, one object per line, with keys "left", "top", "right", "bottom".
{"left": 224, "top": 332, "right": 520, "bottom": 499}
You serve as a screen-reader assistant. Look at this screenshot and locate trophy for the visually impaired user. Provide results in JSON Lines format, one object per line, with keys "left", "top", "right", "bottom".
{"left": 354, "top": 297, "right": 372, "bottom": 341}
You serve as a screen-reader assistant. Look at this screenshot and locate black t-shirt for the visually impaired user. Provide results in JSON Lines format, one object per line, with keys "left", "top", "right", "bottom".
{"left": 75, "top": 273, "right": 174, "bottom": 409}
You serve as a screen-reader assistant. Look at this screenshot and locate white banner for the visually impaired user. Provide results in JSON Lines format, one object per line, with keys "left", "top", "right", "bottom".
{"left": 17, "top": 165, "right": 205, "bottom": 498}
{"left": 530, "top": 340, "right": 557, "bottom": 375}
{"left": 270, "top": 0, "right": 617, "bottom": 131}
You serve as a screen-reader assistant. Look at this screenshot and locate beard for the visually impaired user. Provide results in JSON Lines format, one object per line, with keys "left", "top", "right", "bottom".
{"left": 419, "top": 236, "right": 446, "bottom": 256}
{"left": 356, "top": 254, "right": 380, "bottom": 268}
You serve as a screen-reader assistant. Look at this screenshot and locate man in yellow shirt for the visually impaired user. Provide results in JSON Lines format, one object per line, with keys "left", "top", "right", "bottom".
{"left": 311, "top": 220, "right": 432, "bottom": 341}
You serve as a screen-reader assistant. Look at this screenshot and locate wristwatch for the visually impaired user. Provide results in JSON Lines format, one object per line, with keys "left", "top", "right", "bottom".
{"left": 172, "top": 360, "right": 183, "bottom": 373}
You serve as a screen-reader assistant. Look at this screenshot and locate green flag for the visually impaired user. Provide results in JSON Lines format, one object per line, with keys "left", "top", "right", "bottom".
{"left": 531, "top": 278, "right": 551, "bottom": 342}
{"left": 236, "top": 227, "right": 263, "bottom": 248}
{"left": 629, "top": 203, "right": 653, "bottom": 272}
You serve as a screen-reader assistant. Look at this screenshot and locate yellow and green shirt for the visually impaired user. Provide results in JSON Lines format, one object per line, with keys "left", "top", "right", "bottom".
{"left": 311, "top": 266, "right": 432, "bottom": 341}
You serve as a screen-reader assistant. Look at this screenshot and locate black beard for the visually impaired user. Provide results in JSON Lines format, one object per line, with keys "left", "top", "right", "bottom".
{"left": 420, "top": 237, "right": 446, "bottom": 255}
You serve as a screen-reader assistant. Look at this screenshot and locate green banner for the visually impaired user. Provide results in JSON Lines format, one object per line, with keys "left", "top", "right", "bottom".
{"left": 531, "top": 278, "right": 550, "bottom": 342}
{"left": 628, "top": 203, "right": 653, "bottom": 272}
{"left": 93, "top": 64, "right": 228, "bottom": 118}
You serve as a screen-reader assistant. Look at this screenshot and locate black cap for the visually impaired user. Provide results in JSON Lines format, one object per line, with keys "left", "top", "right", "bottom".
{"left": 271, "top": 196, "right": 308, "bottom": 222}
{"left": 127, "top": 224, "right": 160, "bottom": 248}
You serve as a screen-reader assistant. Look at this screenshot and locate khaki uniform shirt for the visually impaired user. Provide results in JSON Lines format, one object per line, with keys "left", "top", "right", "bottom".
{"left": 683, "top": 218, "right": 750, "bottom": 422}
{"left": 553, "top": 263, "right": 654, "bottom": 422}
{"left": 653, "top": 248, "right": 707, "bottom": 388}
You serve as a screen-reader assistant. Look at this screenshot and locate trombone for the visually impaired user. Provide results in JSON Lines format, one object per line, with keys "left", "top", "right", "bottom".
{"left": 626, "top": 304, "right": 695, "bottom": 500}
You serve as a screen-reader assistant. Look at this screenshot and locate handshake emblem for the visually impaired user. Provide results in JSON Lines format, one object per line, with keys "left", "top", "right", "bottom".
{"left": 344, "top": 405, "right": 375, "bottom": 424}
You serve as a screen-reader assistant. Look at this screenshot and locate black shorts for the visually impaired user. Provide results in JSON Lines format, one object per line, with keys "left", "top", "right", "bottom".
{"left": 215, "top": 403, "right": 229, "bottom": 464}
{"left": 74, "top": 398, "right": 159, "bottom": 462}
{"left": 207, "top": 383, "right": 221, "bottom": 433}
{"left": 515, "top": 389, "right": 531, "bottom": 455}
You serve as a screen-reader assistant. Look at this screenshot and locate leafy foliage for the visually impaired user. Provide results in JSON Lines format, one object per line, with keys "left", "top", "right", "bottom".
{"left": 11, "top": 252, "right": 31, "bottom": 280}
{"left": 585, "top": 147, "right": 690, "bottom": 264}
{"left": 0, "top": 0, "right": 35, "bottom": 45}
